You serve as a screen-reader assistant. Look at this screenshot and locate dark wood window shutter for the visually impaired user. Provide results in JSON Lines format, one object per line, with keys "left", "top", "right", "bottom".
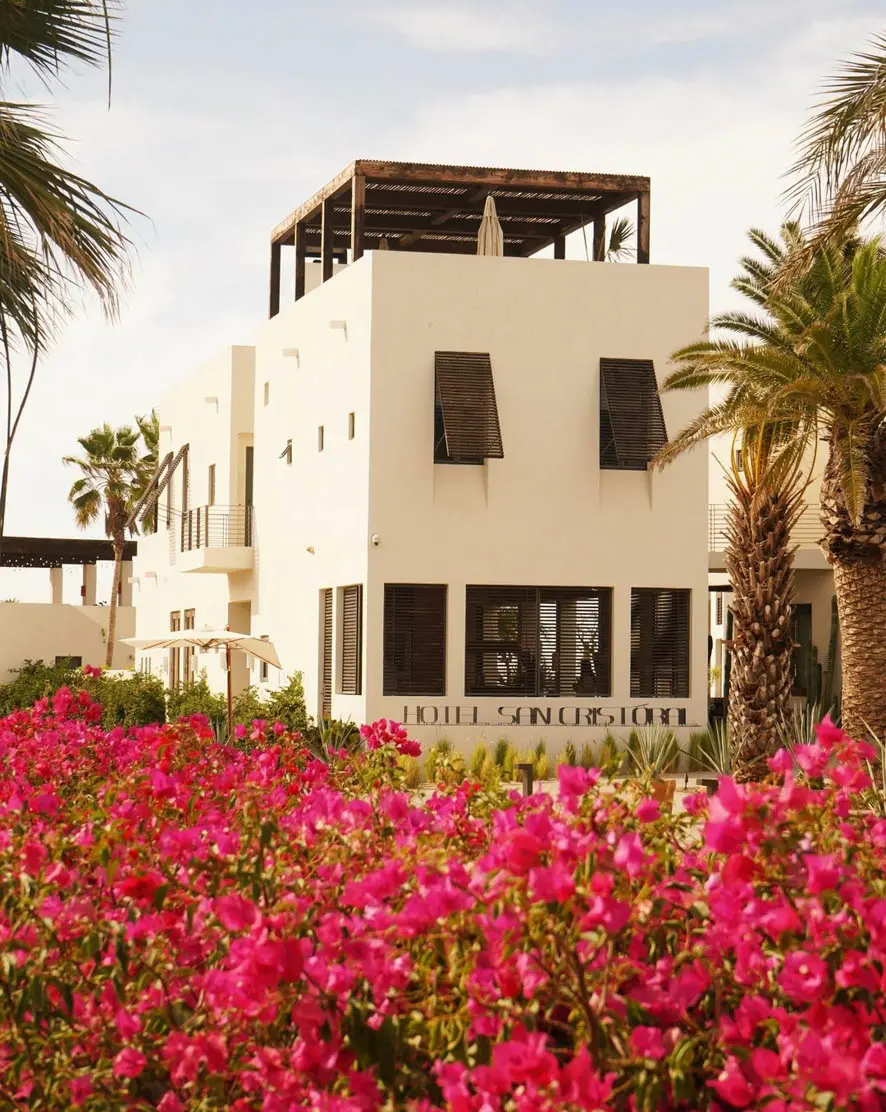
{"left": 340, "top": 585, "right": 363, "bottom": 695}
{"left": 465, "top": 586, "right": 612, "bottom": 698}
{"left": 321, "top": 588, "right": 333, "bottom": 716}
{"left": 630, "top": 588, "right": 691, "bottom": 698}
{"left": 383, "top": 585, "right": 447, "bottom": 695}
{"left": 434, "top": 351, "right": 504, "bottom": 463}
{"left": 599, "top": 358, "right": 667, "bottom": 470}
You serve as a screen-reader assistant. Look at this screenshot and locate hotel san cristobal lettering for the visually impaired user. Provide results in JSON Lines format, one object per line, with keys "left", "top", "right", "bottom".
{"left": 401, "top": 705, "right": 687, "bottom": 728}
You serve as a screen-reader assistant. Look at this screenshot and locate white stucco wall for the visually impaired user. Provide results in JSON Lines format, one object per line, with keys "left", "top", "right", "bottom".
{"left": 134, "top": 346, "right": 256, "bottom": 693}
{"left": 0, "top": 602, "right": 135, "bottom": 682}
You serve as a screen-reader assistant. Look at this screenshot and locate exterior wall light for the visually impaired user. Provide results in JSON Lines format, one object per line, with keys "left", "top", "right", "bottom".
{"left": 370, "top": 534, "right": 380, "bottom": 547}
{"left": 306, "top": 545, "right": 315, "bottom": 554}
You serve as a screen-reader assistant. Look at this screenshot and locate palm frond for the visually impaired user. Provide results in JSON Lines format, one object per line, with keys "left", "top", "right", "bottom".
{"left": 605, "top": 216, "right": 634, "bottom": 262}
{"left": 0, "top": 1, "right": 119, "bottom": 78}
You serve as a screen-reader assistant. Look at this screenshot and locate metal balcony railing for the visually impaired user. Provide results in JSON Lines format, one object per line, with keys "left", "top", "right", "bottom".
{"left": 180, "top": 505, "right": 253, "bottom": 552}
{"left": 708, "top": 504, "right": 821, "bottom": 552}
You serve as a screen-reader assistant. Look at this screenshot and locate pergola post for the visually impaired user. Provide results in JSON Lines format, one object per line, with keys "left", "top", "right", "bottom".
{"left": 592, "top": 218, "right": 606, "bottom": 261}
{"left": 637, "top": 189, "right": 650, "bottom": 264}
{"left": 553, "top": 234, "right": 566, "bottom": 260}
{"left": 351, "top": 172, "right": 365, "bottom": 262}
{"left": 294, "top": 222, "right": 306, "bottom": 301}
{"left": 321, "top": 198, "right": 334, "bottom": 283}
{"left": 269, "top": 241, "right": 281, "bottom": 318}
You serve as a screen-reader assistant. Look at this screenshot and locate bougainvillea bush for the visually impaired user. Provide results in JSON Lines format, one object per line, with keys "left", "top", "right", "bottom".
{"left": 1, "top": 691, "right": 886, "bottom": 1111}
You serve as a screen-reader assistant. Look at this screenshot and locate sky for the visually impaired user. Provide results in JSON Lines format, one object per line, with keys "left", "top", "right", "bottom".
{"left": 1, "top": 0, "right": 883, "bottom": 601}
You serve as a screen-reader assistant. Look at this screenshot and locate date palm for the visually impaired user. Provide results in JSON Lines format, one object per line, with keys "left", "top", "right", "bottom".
{"left": 64, "top": 421, "right": 154, "bottom": 667}
{"left": 789, "top": 32, "right": 886, "bottom": 256}
{"left": 657, "top": 225, "right": 886, "bottom": 742}
{"left": 0, "top": 1, "right": 131, "bottom": 562}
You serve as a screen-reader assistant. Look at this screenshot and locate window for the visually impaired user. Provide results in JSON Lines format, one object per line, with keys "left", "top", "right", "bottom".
{"left": 208, "top": 464, "right": 216, "bottom": 506}
{"left": 280, "top": 439, "right": 292, "bottom": 465}
{"left": 263, "top": 381, "right": 270, "bottom": 406}
{"left": 599, "top": 358, "right": 668, "bottom": 470}
{"left": 318, "top": 426, "right": 325, "bottom": 452}
{"left": 434, "top": 351, "right": 504, "bottom": 463}
{"left": 465, "top": 586, "right": 612, "bottom": 698}
{"left": 348, "top": 412, "right": 355, "bottom": 440}
{"left": 170, "top": 611, "right": 182, "bottom": 691}
{"left": 384, "top": 585, "right": 447, "bottom": 695}
{"left": 715, "top": 592, "right": 724, "bottom": 625}
{"left": 630, "top": 588, "right": 691, "bottom": 698}
{"left": 320, "top": 589, "right": 333, "bottom": 717}
{"left": 259, "top": 660, "right": 269, "bottom": 683}
{"left": 339, "top": 585, "right": 363, "bottom": 695}
{"left": 183, "top": 608, "right": 195, "bottom": 685}
{"left": 792, "top": 603, "right": 813, "bottom": 697}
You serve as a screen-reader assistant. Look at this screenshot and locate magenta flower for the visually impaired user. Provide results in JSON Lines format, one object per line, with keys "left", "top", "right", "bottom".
{"left": 636, "top": 797, "right": 660, "bottom": 822}
{"left": 214, "top": 893, "right": 261, "bottom": 932}
{"left": 613, "top": 832, "right": 646, "bottom": 877}
{"left": 631, "top": 1026, "right": 666, "bottom": 1060}
{"left": 528, "top": 862, "right": 575, "bottom": 903}
{"left": 778, "top": 951, "right": 830, "bottom": 1004}
{"left": 113, "top": 1047, "right": 147, "bottom": 1079}
{"left": 709, "top": 1056, "right": 757, "bottom": 1107}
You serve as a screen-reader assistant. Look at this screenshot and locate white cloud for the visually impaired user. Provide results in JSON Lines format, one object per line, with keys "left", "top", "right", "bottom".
{"left": 368, "top": 4, "right": 559, "bottom": 55}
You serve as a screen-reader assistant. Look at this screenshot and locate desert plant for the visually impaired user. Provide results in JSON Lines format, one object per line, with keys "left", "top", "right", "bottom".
{"left": 492, "top": 738, "right": 509, "bottom": 768}
{"left": 599, "top": 734, "right": 623, "bottom": 775}
{"left": 694, "top": 721, "right": 734, "bottom": 777}
{"left": 469, "top": 743, "right": 488, "bottom": 778}
{"left": 578, "top": 741, "right": 597, "bottom": 770}
{"left": 425, "top": 739, "right": 452, "bottom": 783}
{"left": 561, "top": 740, "right": 578, "bottom": 767}
{"left": 399, "top": 756, "right": 424, "bottom": 790}
{"left": 687, "top": 730, "right": 710, "bottom": 773}
{"left": 626, "top": 726, "right": 680, "bottom": 778}
{"left": 534, "top": 753, "right": 551, "bottom": 781}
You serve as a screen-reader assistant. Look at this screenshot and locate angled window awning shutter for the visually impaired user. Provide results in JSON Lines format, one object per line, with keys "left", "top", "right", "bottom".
{"left": 599, "top": 358, "right": 667, "bottom": 469}
{"left": 435, "top": 351, "right": 504, "bottom": 461}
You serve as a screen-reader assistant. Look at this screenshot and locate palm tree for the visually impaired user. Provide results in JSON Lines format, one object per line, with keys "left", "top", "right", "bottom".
{"left": 0, "top": 2, "right": 132, "bottom": 563}
{"left": 656, "top": 225, "right": 886, "bottom": 742}
{"left": 789, "top": 32, "right": 886, "bottom": 255}
{"left": 64, "top": 421, "right": 154, "bottom": 667}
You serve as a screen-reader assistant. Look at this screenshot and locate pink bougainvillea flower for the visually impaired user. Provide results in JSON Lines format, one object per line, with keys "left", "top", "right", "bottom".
{"left": 778, "top": 951, "right": 831, "bottom": 1004}
{"left": 214, "top": 893, "right": 261, "bottom": 932}
{"left": 630, "top": 1026, "right": 666, "bottom": 1060}
{"left": 636, "top": 797, "right": 660, "bottom": 823}
{"left": 113, "top": 1048, "right": 147, "bottom": 1079}
{"left": 115, "top": 871, "right": 165, "bottom": 902}
{"left": 500, "top": 827, "right": 544, "bottom": 875}
{"left": 613, "top": 832, "right": 647, "bottom": 877}
{"left": 709, "top": 1056, "right": 757, "bottom": 1108}
{"left": 528, "top": 862, "right": 575, "bottom": 903}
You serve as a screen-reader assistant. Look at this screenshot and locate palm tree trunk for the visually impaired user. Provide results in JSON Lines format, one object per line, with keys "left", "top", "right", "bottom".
{"left": 106, "top": 538, "right": 123, "bottom": 668}
{"left": 831, "top": 555, "right": 886, "bottom": 740}
{"left": 725, "top": 480, "right": 801, "bottom": 781}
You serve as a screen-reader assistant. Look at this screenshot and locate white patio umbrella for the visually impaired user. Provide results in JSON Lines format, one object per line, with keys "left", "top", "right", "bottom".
{"left": 121, "top": 630, "right": 281, "bottom": 739}
{"left": 477, "top": 194, "right": 504, "bottom": 256}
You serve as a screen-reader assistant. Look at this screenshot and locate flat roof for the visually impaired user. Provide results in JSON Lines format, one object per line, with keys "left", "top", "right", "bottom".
{"left": 271, "top": 159, "right": 649, "bottom": 258}
{"left": 1, "top": 536, "right": 138, "bottom": 569}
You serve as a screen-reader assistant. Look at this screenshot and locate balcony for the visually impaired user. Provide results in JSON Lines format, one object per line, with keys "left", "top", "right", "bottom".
{"left": 708, "top": 504, "right": 828, "bottom": 571}
{"left": 177, "top": 505, "right": 254, "bottom": 574}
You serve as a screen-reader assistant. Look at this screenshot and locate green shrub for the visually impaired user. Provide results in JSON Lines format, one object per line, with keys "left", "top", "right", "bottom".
{"left": 303, "top": 718, "right": 362, "bottom": 762}
{"left": 425, "top": 739, "right": 452, "bottom": 783}
{"left": 600, "top": 734, "right": 625, "bottom": 776}
{"left": 0, "top": 659, "right": 78, "bottom": 716}
{"left": 265, "top": 672, "right": 310, "bottom": 734}
{"left": 626, "top": 726, "right": 680, "bottom": 778}
{"left": 492, "top": 738, "right": 509, "bottom": 767}
{"left": 94, "top": 672, "right": 166, "bottom": 729}
{"left": 562, "top": 740, "right": 578, "bottom": 767}
{"left": 687, "top": 730, "right": 710, "bottom": 773}
{"left": 578, "top": 742, "right": 597, "bottom": 770}
{"left": 534, "top": 753, "right": 551, "bottom": 780}
{"left": 232, "top": 685, "right": 266, "bottom": 728}
{"left": 399, "top": 756, "right": 424, "bottom": 789}
{"left": 167, "top": 673, "right": 227, "bottom": 733}
{"left": 469, "top": 744, "right": 488, "bottom": 777}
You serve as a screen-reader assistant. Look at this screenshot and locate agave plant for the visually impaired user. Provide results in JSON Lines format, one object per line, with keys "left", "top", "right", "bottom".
{"left": 694, "top": 721, "right": 733, "bottom": 777}
{"left": 302, "top": 717, "right": 362, "bottom": 763}
{"left": 626, "top": 726, "right": 680, "bottom": 779}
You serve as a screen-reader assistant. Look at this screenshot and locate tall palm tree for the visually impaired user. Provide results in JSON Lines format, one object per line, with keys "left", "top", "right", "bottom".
{"left": 0, "top": 1, "right": 131, "bottom": 563}
{"left": 64, "top": 422, "right": 153, "bottom": 667}
{"left": 657, "top": 225, "right": 886, "bottom": 741}
{"left": 789, "top": 32, "right": 886, "bottom": 254}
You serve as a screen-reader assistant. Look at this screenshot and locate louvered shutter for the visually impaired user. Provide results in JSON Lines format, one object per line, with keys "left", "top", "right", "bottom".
{"left": 630, "top": 588, "right": 691, "bottom": 698}
{"left": 321, "top": 588, "right": 333, "bottom": 716}
{"left": 434, "top": 352, "right": 504, "bottom": 462}
{"left": 599, "top": 358, "right": 667, "bottom": 470}
{"left": 383, "top": 585, "right": 447, "bottom": 695}
{"left": 539, "top": 588, "right": 612, "bottom": 698}
{"left": 340, "top": 585, "right": 362, "bottom": 695}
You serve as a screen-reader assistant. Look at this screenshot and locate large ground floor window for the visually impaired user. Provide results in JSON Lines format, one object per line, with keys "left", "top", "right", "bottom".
{"left": 384, "top": 584, "right": 447, "bottom": 696}
{"left": 630, "top": 588, "right": 691, "bottom": 698}
{"left": 465, "top": 586, "right": 612, "bottom": 698}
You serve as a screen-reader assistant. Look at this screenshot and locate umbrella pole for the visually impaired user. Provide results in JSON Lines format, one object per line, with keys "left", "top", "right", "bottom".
{"left": 226, "top": 644, "right": 233, "bottom": 742}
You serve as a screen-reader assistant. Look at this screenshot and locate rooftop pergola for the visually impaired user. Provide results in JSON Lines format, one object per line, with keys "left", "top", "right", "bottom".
{"left": 269, "top": 160, "right": 651, "bottom": 316}
{"left": 1, "top": 536, "right": 137, "bottom": 569}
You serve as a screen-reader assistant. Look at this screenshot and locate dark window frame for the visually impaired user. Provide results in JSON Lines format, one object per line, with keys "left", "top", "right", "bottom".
{"left": 339, "top": 584, "right": 363, "bottom": 696}
{"left": 791, "top": 602, "right": 813, "bottom": 698}
{"left": 384, "top": 584, "right": 448, "bottom": 696}
{"left": 630, "top": 587, "right": 691, "bottom": 698}
{"left": 465, "top": 585, "right": 612, "bottom": 699}
{"left": 320, "top": 588, "right": 333, "bottom": 717}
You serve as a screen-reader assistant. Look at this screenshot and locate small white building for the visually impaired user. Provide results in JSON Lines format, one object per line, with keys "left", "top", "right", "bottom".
{"left": 0, "top": 536, "right": 135, "bottom": 681}
{"left": 134, "top": 161, "right": 710, "bottom": 749}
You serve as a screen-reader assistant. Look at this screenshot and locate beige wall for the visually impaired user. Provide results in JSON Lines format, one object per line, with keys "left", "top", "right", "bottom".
{"left": 0, "top": 602, "right": 135, "bottom": 682}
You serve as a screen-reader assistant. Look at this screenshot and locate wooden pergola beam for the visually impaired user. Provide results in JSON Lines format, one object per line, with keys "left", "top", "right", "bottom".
{"left": 351, "top": 172, "right": 365, "bottom": 262}
{"left": 320, "top": 197, "right": 335, "bottom": 283}
{"left": 294, "top": 221, "right": 306, "bottom": 301}
{"left": 637, "top": 188, "right": 651, "bottom": 264}
{"left": 269, "top": 241, "right": 281, "bottom": 318}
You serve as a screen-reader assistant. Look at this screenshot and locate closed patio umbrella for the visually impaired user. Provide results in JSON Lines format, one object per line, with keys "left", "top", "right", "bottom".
{"left": 121, "top": 630, "right": 281, "bottom": 739}
{"left": 477, "top": 194, "right": 504, "bottom": 256}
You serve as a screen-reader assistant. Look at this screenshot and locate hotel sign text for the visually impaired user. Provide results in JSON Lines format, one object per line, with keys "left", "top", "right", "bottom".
{"left": 401, "top": 704, "right": 687, "bottom": 728}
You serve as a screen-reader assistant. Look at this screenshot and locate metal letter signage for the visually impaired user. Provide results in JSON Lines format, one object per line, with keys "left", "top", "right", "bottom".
{"left": 401, "top": 705, "right": 688, "bottom": 727}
